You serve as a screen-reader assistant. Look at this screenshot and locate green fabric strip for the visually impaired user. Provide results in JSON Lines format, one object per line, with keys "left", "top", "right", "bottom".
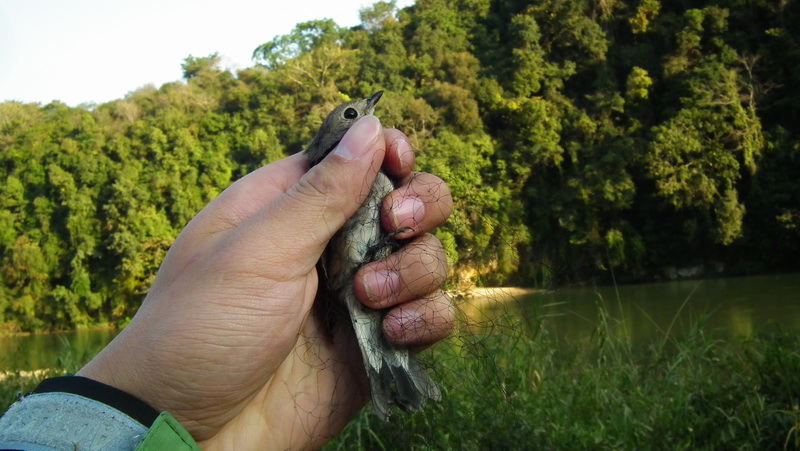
{"left": 135, "top": 412, "right": 200, "bottom": 451}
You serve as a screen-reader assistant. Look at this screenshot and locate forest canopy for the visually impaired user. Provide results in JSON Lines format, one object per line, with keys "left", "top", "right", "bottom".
{"left": 1, "top": 0, "right": 798, "bottom": 331}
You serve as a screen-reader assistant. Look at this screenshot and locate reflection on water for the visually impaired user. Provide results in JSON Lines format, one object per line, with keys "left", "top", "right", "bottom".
{"left": 468, "top": 273, "right": 800, "bottom": 344}
{"left": 0, "top": 328, "right": 119, "bottom": 372}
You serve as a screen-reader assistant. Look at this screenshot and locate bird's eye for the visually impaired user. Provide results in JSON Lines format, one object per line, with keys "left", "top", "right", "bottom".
{"left": 343, "top": 108, "right": 358, "bottom": 119}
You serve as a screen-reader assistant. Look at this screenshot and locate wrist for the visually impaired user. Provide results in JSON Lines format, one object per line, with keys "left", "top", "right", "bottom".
{"left": 77, "top": 346, "right": 151, "bottom": 410}
{"left": 76, "top": 319, "right": 168, "bottom": 417}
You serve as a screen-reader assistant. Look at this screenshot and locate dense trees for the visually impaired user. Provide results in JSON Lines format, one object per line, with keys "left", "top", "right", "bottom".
{"left": 1, "top": 0, "right": 798, "bottom": 331}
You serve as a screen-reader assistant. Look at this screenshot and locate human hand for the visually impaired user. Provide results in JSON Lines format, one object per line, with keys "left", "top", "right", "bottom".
{"left": 77, "top": 116, "right": 454, "bottom": 449}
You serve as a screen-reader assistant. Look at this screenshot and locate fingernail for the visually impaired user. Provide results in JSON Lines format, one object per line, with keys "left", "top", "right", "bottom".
{"left": 332, "top": 115, "right": 381, "bottom": 161}
{"left": 392, "top": 196, "right": 425, "bottom": 230}
{"left": 393, "top": 138, "right": 414, "bottom": 171}
{"left": 363, "top": 269, "right": 399, "bottom": 307}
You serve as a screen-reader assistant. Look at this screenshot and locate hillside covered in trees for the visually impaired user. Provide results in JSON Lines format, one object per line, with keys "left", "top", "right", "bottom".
{"left": 1, "top": 0, "right": 798, "bottom": 331}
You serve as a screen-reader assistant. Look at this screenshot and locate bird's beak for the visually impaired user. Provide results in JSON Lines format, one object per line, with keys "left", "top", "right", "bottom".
{"left": 367, "top": 91, "right": 383, "bottom": 108}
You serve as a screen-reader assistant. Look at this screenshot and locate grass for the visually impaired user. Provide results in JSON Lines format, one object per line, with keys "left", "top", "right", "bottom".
{"left": 327, "top": 303, "right": 800, "bottom": 450}
{"left": 3, "top": 304, "right": 799, "bottom": 449}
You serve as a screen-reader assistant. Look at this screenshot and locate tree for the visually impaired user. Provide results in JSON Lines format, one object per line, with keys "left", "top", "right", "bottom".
{"left": 253, "top": 19, "right": 346, "bottom": 70}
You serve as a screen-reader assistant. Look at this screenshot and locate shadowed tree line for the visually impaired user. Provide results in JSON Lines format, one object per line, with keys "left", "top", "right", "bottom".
{"left": 1, "top": 0, "right": 798, "bottom": 331}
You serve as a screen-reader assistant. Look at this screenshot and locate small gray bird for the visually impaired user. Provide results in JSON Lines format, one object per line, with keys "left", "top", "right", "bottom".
{"left": 305, "top": 91, "right": 441, "bottom": 420}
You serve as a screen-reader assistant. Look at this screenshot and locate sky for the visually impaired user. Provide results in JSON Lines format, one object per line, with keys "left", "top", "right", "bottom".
{"left": 0, "top": 0, "right": 414, "bottom": 107}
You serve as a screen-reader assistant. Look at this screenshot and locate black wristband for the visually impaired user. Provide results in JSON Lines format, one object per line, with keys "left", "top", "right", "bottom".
{"left": 33, "top": 375, "right": 159, "bottom": 427}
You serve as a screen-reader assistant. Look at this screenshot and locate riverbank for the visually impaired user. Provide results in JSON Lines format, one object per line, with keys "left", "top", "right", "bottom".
{"left": 448, "top": 286, "right": 540, "bottom": 305}
{"left": 0, "top": 323, "right": 119, "bottom": 338}
{"left": 0, "top": 369, "right": 52, "bottom": 382}
{"left": 459, "top": 286, "right": 540, "bottom": 299}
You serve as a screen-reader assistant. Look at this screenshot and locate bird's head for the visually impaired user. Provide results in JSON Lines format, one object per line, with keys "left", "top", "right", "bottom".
{"left": 305, "top": 91, "right": 383, "bottom": 166}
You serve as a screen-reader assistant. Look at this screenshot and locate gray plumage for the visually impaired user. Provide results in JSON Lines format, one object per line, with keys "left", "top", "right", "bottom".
{"left": 304, "top": 91, "right": 440, "bottom": 420}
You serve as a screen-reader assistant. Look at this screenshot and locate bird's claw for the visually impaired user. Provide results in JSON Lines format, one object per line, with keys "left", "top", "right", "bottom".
{"left": 389, "top": 227, "right": 414, "bottom": 238}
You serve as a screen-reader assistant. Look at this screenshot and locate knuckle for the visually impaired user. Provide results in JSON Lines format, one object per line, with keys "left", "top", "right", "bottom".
{"left": 401, "top": 234, "right": 448, "bottom": 295}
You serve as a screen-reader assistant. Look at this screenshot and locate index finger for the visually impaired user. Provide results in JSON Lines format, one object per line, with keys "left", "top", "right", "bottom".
{"left": 382, "top": 172, "right": 453, "bottom": 239}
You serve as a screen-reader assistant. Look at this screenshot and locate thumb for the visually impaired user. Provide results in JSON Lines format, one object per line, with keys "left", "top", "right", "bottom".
{"left": 269, "top": 115, "right": 385, "bottom": 263}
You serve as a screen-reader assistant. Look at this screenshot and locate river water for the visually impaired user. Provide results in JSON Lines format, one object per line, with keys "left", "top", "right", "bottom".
{"left": 0, "top": 328, "right": 119, "bottom": 372}
{"left": 2, "top": 273, "right": 799, "bottom": 372}
{"left": 472, "top": 273, "right": 800, "bottom": 344}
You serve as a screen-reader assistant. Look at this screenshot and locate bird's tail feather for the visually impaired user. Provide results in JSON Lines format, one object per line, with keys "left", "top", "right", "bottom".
{"left": 367, "top": 347, "right": 441, "bottom": 420}
{"left": 344, "top": 281, "right": 440, "bottom": 420}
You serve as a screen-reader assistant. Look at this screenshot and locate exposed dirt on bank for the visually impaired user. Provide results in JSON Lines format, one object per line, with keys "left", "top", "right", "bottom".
{"left": 465, "top": 287, "right": 540, "bottom": 298}
{"left": 0, "top": 369, "right": 54, "bottom": 382}
{"left": 449, "top": 286, "right": 540, "bottom": 303}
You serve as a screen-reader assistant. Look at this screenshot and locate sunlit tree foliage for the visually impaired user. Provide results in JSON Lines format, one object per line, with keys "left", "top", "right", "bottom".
{"left": 1, "top": 0, "right": 798, "bottom": 330}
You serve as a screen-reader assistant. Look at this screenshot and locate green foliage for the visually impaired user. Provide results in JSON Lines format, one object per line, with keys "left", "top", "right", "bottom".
{"left": 629, "top": 0, "right": 661, "bottom": 34}
{"left": 2, "top": 0, "right": 799, "bottom": 330}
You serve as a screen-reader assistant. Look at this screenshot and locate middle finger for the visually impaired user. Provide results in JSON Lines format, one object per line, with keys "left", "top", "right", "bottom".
{"left": 382, "top": 172, "right": 453, "bottom": 240}
{"left": 354, "top": 233, "right": 448, "bottom": 309}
